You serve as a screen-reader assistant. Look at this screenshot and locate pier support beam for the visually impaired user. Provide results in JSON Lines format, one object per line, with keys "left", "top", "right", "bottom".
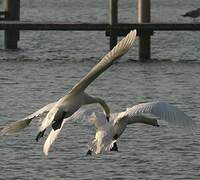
{"left": 4, "top": 0, "right": 20, "bottom": 49}
{"left": 137, "top": 0, "right": 151, "bottom": 61}
{"left": 109, "top": 0, "right": 118, "bottom": 49}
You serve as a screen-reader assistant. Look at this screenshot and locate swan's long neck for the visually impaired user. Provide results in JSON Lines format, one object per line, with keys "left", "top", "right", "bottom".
{"left": 70, "top": 92, "right": 110, "bottom": 121}
{"left": 92, "top": 97, "right": 110, "bottom": 121}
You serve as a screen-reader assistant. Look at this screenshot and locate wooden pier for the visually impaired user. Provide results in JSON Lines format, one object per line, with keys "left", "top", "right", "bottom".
{"left": 0, "top": 0, "right": 200, "bottom": 61}
{"left": 0, "top": 21, "right": 200, "bottom": 31}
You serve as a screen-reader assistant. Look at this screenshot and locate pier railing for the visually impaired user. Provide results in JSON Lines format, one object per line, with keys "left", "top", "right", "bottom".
{"left": 0, "top": 0, "right": 200, "bottom": 61}
{"left": 0, "top": 11, "right": 6, "bottom": 20}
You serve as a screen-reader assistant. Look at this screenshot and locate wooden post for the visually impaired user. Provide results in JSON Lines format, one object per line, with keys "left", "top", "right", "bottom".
{"left": 109, "top": 0, "right": 118, "bottom": 49}
{"left": 137, "top": 0, "right": 151, "bottom": 61}
{"left": 4, "top": 0, "right": 20, "bottom": 49}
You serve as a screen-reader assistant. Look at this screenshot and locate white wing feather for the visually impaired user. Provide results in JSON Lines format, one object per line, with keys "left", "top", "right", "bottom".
{"left": 0, "top": 102, "right": 56, "bottom": 135}
{"left": 40, "top": 30, "right": 137, "bottom": 132}
{"left": 43, "top": 120, "right": 66, "bottom": 156}
{"left": 43, "top": 101, "right": 195, "bottom": 155}
{"left": 43, "top": 107, "right": 99, "bottom": 155}
{"left": 117, "top": 101, "right": 195, "bottom": 129}
{"left": 71, "top": 30, "right": 137, "bottom": 94}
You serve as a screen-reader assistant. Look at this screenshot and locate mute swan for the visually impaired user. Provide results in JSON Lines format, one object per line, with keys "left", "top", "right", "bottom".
{"left": 0, "top": 30, "right": 137, "bottom": 143}
{"left": 42, "top": 101, "right": 195, "bottom": 155}
{"left": 87, "top": 101, "right": 195, "bottom": 154}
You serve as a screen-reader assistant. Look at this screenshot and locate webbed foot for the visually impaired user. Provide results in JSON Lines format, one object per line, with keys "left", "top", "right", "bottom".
{"left": 110, "top": 142, "right": 118, "bottom": 152}
{"left": 86, "top": 149, "right": 92, "bottom": 156}
{"left": 52, "top": 119, "right": 63, "bottom": 130}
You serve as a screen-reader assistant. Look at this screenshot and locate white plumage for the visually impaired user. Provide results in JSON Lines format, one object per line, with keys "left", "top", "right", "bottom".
{"left": 0, "top": 102, "right": 56, "bottom": 135}
{"left": 43, "top": 101, "right": 195, "bottom": 155}
{"left": 1, "top": 31, "right": 137, "bottom": 154}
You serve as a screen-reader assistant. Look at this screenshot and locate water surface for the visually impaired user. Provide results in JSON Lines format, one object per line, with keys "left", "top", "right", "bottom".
{"left": 0, "top": 1, "right": 200, "bottom": 179}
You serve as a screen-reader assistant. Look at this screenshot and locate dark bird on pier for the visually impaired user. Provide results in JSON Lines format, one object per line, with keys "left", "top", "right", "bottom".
{"left": 181, "top": 8, "right": 200, "bottom": 22}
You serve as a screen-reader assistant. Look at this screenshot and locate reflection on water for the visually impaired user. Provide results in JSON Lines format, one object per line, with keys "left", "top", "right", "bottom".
{"left": 0, "top": 0, "right": 200, "bottom": 179}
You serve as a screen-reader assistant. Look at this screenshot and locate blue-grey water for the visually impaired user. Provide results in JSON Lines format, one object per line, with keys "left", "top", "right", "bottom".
{"left": 0, "top": 0, "right": 200, "bottom": 179}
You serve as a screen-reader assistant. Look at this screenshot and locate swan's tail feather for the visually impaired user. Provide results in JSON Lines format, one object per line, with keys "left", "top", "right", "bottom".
{"left": 0, "top": 118, "right": 32, "bottom": 135}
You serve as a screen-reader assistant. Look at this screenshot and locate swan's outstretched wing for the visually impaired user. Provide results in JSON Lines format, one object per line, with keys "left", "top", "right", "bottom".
{"left": 43, "top": 107, "right": 101, "bottom": 155}
{"left": 0, "top": 102, "right": 56, "bottom": 135}
{"left": 70, "top": 30, "right": 137, "bottom": 94}
{"left": 40, "top": 31, "right": 136, "bottom": 135}
{"left": 43, "top": 119, "right": 67, "bottom": 156}
{"left": 116, "top": 101, "right": 195, "bottom": 130}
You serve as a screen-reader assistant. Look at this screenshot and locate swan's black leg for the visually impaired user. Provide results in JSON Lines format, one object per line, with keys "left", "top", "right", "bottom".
{"left": 110, "top": 142, "right": 118, "bottom": 152}
{"left": 52, "top": 119, "right": 64, "bottom": 130}
{"left": 52, "top": 111, "right": 67, "bottom": 130}
{"left": 106, "top": 116, "right": 109, "bottom": 122}
{"left": 110, "top": 134, "right": 119, "bottom": 152}
{"left": 36, "top": 129, "right": 46, "bottom": 142}
{"left": 86, "top": 149, "right": 92, "bottom": 156}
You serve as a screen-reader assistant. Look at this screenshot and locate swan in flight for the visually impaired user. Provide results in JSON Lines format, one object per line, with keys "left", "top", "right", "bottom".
{"left": 42, "top": 101, "right": 195, "bottom": 156}
{"left": 0, "top": 30, "right": 137, "bottom": 143}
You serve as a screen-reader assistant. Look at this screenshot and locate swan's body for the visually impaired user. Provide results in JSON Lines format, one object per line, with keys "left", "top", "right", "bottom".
{"left": 88, "top": 101, "right": 195, "bottom": 154}
{"left": 36, "top": 91, "right": 110, "bottom": 141}
{"left": 1, "top": 31, "right": 137, "bottom": 143}
{"left": 182, "top": 8, "right": 200, "bottom": 21}
{"left": 42, "top": 101, "right": 195, "bottom": 155}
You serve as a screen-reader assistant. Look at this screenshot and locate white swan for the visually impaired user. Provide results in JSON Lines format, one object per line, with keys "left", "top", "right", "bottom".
{"left": 43, "top": 101, "right": 195, "bottom": 155}
{"left": 88, "top": 101, "right": 196, "bottom": 154}
{"left": 0, "top": 30, "right": 137, "bottom": 142}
